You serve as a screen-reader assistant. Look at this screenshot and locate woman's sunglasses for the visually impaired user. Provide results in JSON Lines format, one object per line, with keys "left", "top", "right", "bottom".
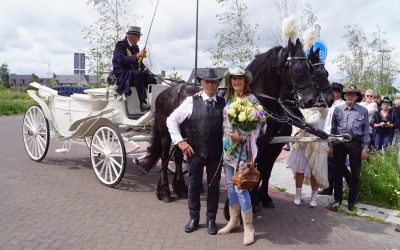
{"left": 365, "top": 95, "right": 373, "bottom": 97}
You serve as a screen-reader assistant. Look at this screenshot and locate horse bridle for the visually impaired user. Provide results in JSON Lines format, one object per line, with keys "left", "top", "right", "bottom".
{"left": 311, "top": 62, "right": 330, "bottom": 107}
{"left": 278, "top": 49, "right": 316, "bottom": 108}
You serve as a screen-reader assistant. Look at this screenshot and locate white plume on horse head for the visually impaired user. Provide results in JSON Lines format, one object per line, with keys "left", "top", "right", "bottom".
{"left": 282, "top": 16, "right": 297, "bottom": 41}
{"left": 303, "top": 27, "right": 316, "bottom": 49}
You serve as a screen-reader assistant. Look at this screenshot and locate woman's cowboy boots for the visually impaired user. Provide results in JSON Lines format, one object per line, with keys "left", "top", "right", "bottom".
{"left": 242, "top": 210, "right": 255, "bottom": 245}
{"left": 218, "top": 203, "right": 240, "bottom": 234}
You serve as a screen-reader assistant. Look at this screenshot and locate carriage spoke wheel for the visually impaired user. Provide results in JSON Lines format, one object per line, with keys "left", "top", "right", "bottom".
{"left": 90, "top": 125, "right": 126, "bottom": 187}
{"left": 22, "top": 105, "right": 50, "bottom": 162}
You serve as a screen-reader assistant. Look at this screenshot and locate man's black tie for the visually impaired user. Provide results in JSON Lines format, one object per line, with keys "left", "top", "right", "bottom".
{"left": 206, "top": 100, "right": 214, "bottom": 113}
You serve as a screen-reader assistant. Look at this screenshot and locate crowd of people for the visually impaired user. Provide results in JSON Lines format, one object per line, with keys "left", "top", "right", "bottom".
{"left": 291, "top": 84, "right": 400, "bottom": 209}
{"left": 113, "top": 25, "right": 400, "bottom": 244}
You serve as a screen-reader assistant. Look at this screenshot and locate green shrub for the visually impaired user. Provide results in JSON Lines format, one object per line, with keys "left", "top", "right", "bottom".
{"left": 0, "top": 89, "right": 35, "bottom": 115}
{"left": 361, "top": 147, "right": 400, "bottom": 210}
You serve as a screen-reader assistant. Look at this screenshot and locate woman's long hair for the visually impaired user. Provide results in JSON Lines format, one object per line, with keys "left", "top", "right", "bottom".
{"left": 226, "top": 76, "right": 251, "bottom": 100}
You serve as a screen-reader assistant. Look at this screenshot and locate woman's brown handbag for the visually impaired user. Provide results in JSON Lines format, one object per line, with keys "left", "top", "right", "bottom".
{"left": 231, "top": 141, "right": 260, "bottom": 190}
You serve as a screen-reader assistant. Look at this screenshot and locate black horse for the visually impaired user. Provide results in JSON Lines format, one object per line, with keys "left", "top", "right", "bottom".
{"left": 245, "top": 44, "right": 333, "bottom": 213}
{"left": 137, "top": 38, "right": 323, "bottom": 203}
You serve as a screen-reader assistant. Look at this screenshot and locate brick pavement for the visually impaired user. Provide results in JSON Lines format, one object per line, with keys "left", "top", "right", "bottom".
{"left": 0, "top": 115, "right": 399, "bottom": 249}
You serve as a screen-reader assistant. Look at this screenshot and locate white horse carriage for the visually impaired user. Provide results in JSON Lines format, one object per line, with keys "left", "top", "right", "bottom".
{"left": 22, "top": 81, "right": 169, "bottom": 187}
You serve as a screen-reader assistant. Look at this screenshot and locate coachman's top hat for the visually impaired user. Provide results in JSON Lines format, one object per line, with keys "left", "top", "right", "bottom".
{"left": 126, "top": 26, "right": 142, "bottom": 36}
{"left": 341, "top": 84, "right": 363, "bottom": 102}
{"left": 196, "top": 68, "right": 222, "bottom": 83}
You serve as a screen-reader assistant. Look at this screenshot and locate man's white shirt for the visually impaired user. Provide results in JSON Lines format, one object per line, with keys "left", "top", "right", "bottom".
{"left": 323, "top": 99, "right": 345, "bottom": 134}
{"left": 166, "top": 93, "right": 218, "bottom": 145}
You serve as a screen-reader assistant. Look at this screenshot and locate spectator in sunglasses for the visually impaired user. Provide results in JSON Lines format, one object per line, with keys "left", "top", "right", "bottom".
{"left": 360, "top": 89, "right": 378, "bottom": 148}
{"left": 360, "top": 89, "right": 378, "bottom": 123}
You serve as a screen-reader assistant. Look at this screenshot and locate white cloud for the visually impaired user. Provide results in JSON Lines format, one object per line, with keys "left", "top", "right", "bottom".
{"left": 0, "top": 0, "right": 399, "bottom": 86}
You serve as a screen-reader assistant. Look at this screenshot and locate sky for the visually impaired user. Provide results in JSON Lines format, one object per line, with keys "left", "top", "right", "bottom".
{"left": 1, "top": 0, "right": 399, "bottom": 87}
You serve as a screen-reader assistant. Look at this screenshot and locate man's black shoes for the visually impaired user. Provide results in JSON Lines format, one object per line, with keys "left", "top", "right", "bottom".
{"left": 184, "top": 219, "right": 199, "bottom": 233}
{"left": 140, "top": 103, "right": 151, "bottom": 112}
{"left": 207, "top": 219, "right": 218, "bottom": 235}
{"left": 318, "top": 188, "right": 333, "bottom": 195}
{"left": 348, "top": 203, "right": 355, "bottom": 211}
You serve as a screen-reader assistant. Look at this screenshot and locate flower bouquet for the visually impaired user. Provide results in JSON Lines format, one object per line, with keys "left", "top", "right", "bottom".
{"left": 226, "top": 97, "right": 267, "bottom": 155}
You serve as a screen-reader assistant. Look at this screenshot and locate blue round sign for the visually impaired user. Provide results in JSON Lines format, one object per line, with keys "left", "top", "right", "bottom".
{"left": 313, "top": 40, "right": 327, "bottom": 62}
{"left": 305, "top": 40, "right": 328, "bottom": 62}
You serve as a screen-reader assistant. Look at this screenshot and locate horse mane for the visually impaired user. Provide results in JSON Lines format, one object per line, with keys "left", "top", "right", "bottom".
{"left": 247, "top": 46, "right": 285, "bottom": 93}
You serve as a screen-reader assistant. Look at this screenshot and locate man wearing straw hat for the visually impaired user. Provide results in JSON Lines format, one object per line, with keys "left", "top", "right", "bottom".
{"left": 330, "top": 84, "right": 369, "bottom": 211}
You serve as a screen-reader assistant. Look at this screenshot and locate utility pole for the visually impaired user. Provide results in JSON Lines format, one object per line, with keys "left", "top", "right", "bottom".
{"left": 91, "top": 47, "right": 99, "bottom": 86}
{"left": 194, "top": 0, "right": 199, "bottom": 84}
{"left": 378, "top": 49, "right": 391, "bottom": 95}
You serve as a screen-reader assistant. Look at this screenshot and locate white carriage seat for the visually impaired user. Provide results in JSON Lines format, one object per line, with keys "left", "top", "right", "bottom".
{"left": 52, "top": 86, "right": 92, "bottom": 97}
{"left": 83, "top": 84, "right": 118, "bottom": 97}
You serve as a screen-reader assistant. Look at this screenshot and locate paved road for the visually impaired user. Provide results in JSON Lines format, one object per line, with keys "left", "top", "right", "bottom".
{"left": 0, "top": 115, "right": 399, "bottom": 250}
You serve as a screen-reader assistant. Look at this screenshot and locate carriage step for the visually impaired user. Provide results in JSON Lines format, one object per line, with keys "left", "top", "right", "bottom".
{"left": 55, "top": 148, "right": 69, "bottom": 153}
{"left": 55, "top": 140, "right": 71, "bottom": 153}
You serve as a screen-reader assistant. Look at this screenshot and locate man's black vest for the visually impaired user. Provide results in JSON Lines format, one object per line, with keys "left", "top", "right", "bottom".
{"left": 187, "top": 96, "right": 225, "bottom": 159}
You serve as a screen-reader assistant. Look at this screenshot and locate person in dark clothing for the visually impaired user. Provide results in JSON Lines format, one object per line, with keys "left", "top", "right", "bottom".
{"left": 330, "top": 85, "right": 370, "bottom": 211}
{"left": 370, "top": 96, "right": 400, "bottom": 150}
{"left": 319, "top": 82, "right": 351, "bottom": 196}
{"left": 112, "top": 26, "right": 156, "bottom": 112}
{"left": 166, "top": 68, "right": 225, "bottom": 235}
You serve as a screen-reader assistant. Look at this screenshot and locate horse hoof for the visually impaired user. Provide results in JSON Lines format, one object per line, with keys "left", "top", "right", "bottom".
{"left": 161, "top": 195, "right": 171, "bottom": 203}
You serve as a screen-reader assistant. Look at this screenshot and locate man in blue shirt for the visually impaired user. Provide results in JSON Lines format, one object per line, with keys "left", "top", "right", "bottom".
{"left": 330, "top": 85, "right": 369, "bottom": 211}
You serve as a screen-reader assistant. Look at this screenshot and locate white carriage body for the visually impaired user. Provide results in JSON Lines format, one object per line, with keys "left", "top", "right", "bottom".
{"left": 27, "top": 82, "right": 168, "bottom": 140}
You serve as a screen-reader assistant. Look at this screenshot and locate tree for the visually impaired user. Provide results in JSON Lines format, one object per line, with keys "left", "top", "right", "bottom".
{"left": 208, "top": 0, "right": 259, "bottom": 67}
{"left": 0, "top": 63, "right": 10, "bottom": 88}
{"left": 83, "top": 0, "right": 138, "bottom": 77}
{"left": 267, "top": 0, "right": 298, "bottom": 45}
{"left": 334, "top": 25, "right": 398, "bottom": 95}
{"left": 30, "top": 74, "right": 40, "bottom": 84}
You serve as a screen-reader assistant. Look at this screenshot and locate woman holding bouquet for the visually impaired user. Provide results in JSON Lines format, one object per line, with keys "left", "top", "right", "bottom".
{"left": 217, "top": 66, "right": 266, "bottom": 246}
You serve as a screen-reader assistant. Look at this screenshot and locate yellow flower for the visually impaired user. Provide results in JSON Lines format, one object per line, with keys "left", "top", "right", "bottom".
{"left": 238, "top": 112, "right": 246, "bottom": 122}
{"left": 228, "top": 108, "right": 236, "bottom": 116}
{"left": 256, "top": 105, "right": 263, "bottom": 111}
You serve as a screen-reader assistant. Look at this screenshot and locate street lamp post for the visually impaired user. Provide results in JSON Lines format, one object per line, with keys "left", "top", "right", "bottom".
{"left": 378, "top": 49, "right": 391, "bottom": 95}
{"left": 91, "top": 47, "right": 99, "bottom": 86}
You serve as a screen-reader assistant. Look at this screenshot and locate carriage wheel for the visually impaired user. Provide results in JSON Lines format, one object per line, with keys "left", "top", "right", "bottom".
{"left": 90, "top": 125, "right": 126, "bottom": 187}
{"left": 22, "top": 105, "right": 50, "bottom": 162}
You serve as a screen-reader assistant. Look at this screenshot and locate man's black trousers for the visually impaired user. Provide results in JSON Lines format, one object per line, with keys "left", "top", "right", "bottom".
{"left": 187, "top": 155, "right": 222, "bottom": 221}
{"left": 333, "top": 138, "right": 362, "bottom": 204}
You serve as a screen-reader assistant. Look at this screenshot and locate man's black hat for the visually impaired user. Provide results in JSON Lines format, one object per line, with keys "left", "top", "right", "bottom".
{"left": 196, "top": 68, "right": 222, "bottom": 83}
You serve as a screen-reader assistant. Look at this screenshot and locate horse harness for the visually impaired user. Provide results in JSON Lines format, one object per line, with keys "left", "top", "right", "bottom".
{"left": 276, "top": 48, "right": 316, "bottom": 109}
{"left": 311, "top": 62, "right": 330, "bottom": 108}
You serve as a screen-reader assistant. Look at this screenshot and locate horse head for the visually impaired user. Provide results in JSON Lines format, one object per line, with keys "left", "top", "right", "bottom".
{"left": 277, "top": 38, "right": 319, "bottom": 108}
{"left": 308, "top": 46, "right": 333, "bottom": 107}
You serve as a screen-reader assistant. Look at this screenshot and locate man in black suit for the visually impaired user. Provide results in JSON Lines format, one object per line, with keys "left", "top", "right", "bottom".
{"left": 166, "top": 68, "right": 225, "bottom": 235}
{"left": 112, "top": 26, "right": 156, "bottom": 111}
